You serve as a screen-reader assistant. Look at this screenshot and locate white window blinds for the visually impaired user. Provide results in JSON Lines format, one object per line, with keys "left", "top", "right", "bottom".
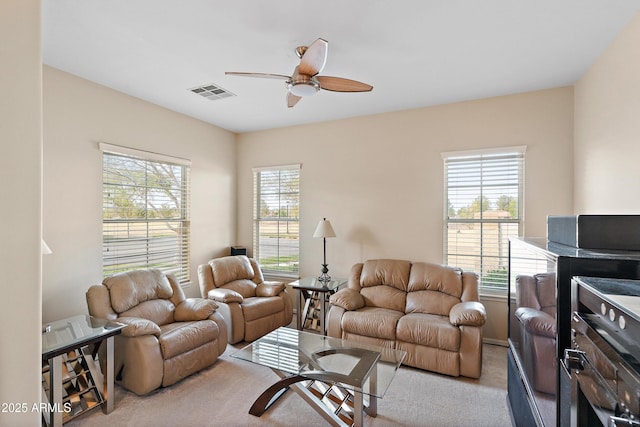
{"left": 443, "top": 147, "right": 525, "bottom": 293}
{"left": 101, "top": 143, "right": 191, "bottom": 283}
{"left": 253, "top": 164, "right": 300, "bottom": 277}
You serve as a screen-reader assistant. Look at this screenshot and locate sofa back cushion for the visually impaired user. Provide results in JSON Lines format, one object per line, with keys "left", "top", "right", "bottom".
{"left": 103, "top": 269, "right": 174, "bottom": 314}
{"left": 359, "top": 259, "right": 410, "bottom": 311}
{"left": 516, "top": 274, "right": 539, "bottom": 310}
{"left": 516, "top": 273, "right": 556, "bottom": 318}
{"left": 405, "top": 262, "right": 463, "bottom": 316}
{"left": 535, "top": 273, "right": 556, "bottom": 318}
{"left": 209, "top": 255, "right": 255, "bottom": 286}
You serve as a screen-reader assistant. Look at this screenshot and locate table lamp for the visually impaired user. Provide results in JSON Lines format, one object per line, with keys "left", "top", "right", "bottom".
{"left": 313, "top": 218, "right": 336, "bottom": 282}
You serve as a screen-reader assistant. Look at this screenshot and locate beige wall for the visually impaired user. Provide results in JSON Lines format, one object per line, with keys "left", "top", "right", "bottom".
{"left": 42, "top": 67, "right": 237, "bottom": 323}
{"left": 574, "top": 12, "right": 640, "bottom": 213}
{"left": 237, "top": 87, "right": 575, "bottom": 343}
{"left": 0, "top": 1, "right": 43, "bottom": 425}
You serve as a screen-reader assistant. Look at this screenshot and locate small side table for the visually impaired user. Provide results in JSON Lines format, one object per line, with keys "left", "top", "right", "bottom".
{"left": 41, "top": 315, "right": 125, "bottom": 426}
{"left": 290, "top": 277, "right": 346, "bottom": 335}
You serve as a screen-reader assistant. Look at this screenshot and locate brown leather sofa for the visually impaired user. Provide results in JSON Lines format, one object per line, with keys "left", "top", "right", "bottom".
{"left": 514, "top": 273, "right": 556, "bottom": 394}
{"left": 86, "top": 269, "right": 227, "bottom": 395}
{"left": 327, "top": 259, "right": 487, "bottom": 378}
{"left": 198, "top": 255, "right": 293, "bottom": 344}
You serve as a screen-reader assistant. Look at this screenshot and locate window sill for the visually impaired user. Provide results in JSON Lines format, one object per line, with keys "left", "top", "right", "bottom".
{"left": 263, "top": 274, "right": 299, "bottom": 283}
{"left": 479, "top": 290, "right": 508, "bottom": 302}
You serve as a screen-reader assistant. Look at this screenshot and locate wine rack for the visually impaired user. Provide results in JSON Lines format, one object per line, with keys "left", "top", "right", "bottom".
{"left": 301, "top": 291, "right": 325, "bottom": 332}
{"left": 41, "top": 347, "right": 104, "bottom": 425}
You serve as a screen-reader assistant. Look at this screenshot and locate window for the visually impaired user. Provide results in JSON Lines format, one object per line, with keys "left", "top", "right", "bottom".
{"left": 101, "top": 143, "right": 191, "bottom": 283}
{"left": 443, "top": 146, "right": 525, "bottom": 293}
{"left": 253, "top": 165, "right": 300, "bottom": 277}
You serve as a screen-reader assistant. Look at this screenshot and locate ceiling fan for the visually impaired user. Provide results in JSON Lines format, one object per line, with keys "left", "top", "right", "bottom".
{"left": 226, "top": 38, "right": 373, "bottom": 108}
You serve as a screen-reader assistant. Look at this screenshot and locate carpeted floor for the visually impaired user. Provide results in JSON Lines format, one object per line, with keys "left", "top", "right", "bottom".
{"left": 65, "top": 341, "right": 511, "bottom": 427}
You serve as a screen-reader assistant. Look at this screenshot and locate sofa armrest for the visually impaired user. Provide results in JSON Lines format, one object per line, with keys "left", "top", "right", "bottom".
{"left": 515, "top": 307, "right": 556, "bottom": 338}
{"left": 329, "top": 288, "right": 365, "bottom": 311}
{"left": 174, "top": 298, "right": 218, "bottom": 321}
{"left": 208, "top": 288, "right": 243, "bottom": 304}
{"left": 116, "top": 316, "right": 161, "bottom": 337}
{"left": 256, "top": 282, "right": 286, "bottom": 297}
{"left": 449, "top": 301, "right": 487, "bottom": 327}
{"left": 327, "top": 305, "right": 346, "bottom": 338}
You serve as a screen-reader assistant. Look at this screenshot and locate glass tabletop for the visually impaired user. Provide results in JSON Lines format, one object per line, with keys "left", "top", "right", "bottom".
{"left": 232, "top": 327, "right": 406, "bottom": 398}
{"left": 42, "top": 315, "right": 126, "bottom": 359}
{"left": 290, "top": 277, "right": 347, "bottom": 292}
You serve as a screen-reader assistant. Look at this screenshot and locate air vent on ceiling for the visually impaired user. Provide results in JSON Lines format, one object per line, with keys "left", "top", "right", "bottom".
{"left": 189, "top": 83, "right": 235, "bottom": 101}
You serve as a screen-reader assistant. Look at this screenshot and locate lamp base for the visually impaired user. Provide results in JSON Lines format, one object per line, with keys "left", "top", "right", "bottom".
{"left": 318, "top": 264, "right": 331, "bottom": 283}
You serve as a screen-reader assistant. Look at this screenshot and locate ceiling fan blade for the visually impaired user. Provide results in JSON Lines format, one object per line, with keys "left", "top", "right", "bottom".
{"left": 287, "top": 92, "right": 302, "bottom": 108}
{"left": 225, "top": 72, "right": 290, "bottom": 80}
{"left": 298, "top": 38, "right": 328, "bottom": 76}
{"left": 316, "top": 76, "right": 373, "bottom": 92}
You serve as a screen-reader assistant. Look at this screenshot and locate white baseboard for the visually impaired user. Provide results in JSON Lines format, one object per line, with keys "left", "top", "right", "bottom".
{"left": 483, "top": 337, "right": 508, "bottom": 347}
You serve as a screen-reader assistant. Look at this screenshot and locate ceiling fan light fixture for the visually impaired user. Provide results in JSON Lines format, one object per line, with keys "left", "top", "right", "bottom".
{"left": 226, "top": 38, "right": 372, "bottom": 107}
{"left": 288, "top": 81, "right": 319, "bottom": 97}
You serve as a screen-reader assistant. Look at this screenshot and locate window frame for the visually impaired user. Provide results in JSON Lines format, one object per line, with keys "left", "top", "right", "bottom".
{"left": 252, "top": 164, "right": 300, "bottom": 278}
{"left": 442, "top": 146, "right": 525, "bottom": 295}
{"left": 100, "top": 143, "right": 191, "bottom": 284}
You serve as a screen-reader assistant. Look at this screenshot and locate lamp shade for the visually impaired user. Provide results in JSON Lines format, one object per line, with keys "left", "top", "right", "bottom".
{"left": 313, "top": 218, "right": 336, "bottom": 238}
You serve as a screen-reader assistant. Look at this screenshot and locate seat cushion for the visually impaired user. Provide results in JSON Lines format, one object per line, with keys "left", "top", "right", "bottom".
{"left": 341, "top": 307, "right": 403, "bottom": 340}
{"left": 396, "top": 313, "right": 460, "bottom": 352}
{"left": 241, "top": 296, "right": 285, "bottom": 322}
{"left": 158, "top": 320, "right": 219, "bottom": 360}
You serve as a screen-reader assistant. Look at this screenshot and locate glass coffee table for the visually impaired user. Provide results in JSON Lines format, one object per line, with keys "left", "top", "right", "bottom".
{"left": 232, "top": 327, "right": 406, "bottom": 426}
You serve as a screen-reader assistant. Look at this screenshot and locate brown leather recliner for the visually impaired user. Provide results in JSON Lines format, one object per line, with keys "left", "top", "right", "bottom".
{"left": 86, "top": 269, "right": 227, "bottom": 395}
{"left": 514, "top": 273, "right": 557, "bottom": 394}
{"left": 198, "top": 255, "right": 293, "bottom": 344}
{"left": 327, "top": 259, "right": 487, "bottom": 378}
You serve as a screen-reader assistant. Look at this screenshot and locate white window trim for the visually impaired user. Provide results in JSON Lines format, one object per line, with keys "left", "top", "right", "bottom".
{"left": 441, "top": 145, "right": 526, "bottom": 160}
{"left": 442, "top": 146, "right": 526, "bottom": 295}
{"left": 252, "top": 164, "right": 301, "bottom": 278}
{"left": 101, "top": 143, "right": 191, "bottom": 284}
{"left": 251, "top": 164, "right": 301, "bottom": 173}
{"left": 99, "top": 142, "right": 191, "bottom": 166}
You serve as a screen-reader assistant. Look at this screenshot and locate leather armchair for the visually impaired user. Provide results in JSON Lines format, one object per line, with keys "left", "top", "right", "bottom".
{"left": 198, "top": 255, "right": 293, "bottom": 344}
{"left": 514, "top": 273, "right": 557, "bottom": 394}
{"left": 328, "top": 259, "right": 486, "bottom": 378}
{"left": 86, "top": 269, "right": 227, "bottom": 395}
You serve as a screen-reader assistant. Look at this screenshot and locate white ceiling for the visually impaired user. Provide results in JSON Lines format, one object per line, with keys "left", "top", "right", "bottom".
{"left": 42, "top": 1, "right": 640, "bottom": 134}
